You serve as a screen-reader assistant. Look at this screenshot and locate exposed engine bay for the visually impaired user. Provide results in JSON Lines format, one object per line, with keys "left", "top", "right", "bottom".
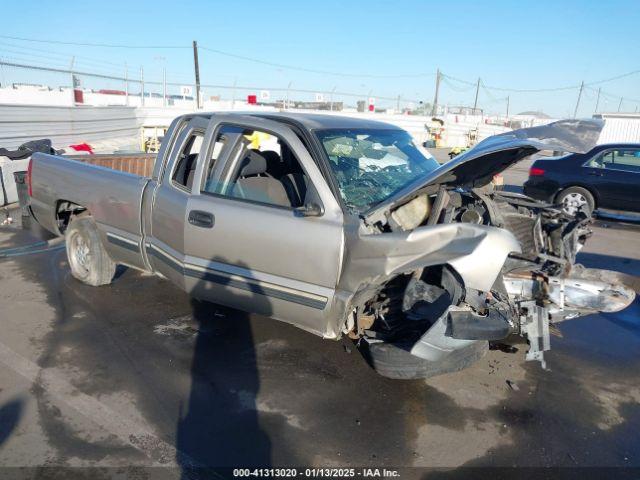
{"left": 349, "top": 184, "right": 635, "bottom": 369}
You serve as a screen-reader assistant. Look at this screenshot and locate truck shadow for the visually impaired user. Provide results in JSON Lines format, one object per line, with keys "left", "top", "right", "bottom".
{"left": 0, "top": 397, "right": 24, "bottom": 448}
{"left": 176, "top": 258, "right": 272, "bottom": 476}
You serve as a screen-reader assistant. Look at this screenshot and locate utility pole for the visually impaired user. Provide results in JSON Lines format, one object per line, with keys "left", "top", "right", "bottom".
{"left": 473, "top": 77, "right": 480, "bottom": 113}
{"left": 431, "top": 69, "right": 440, "bottom": 116}
{"left": 618, "top": 97, "right": 623, "bottom": 112}
{"left": 573, "top": 80, "right": 584, "bottom": 118}
{"left": 192, "top": 40, "right": 201, "bottom": 109}
{"left": 594, "top": 87, "right": 601, "bottom": 113}
{"left": 396, "top": 94, "right": 401, "bottom": 113}
{"left": 140, "top": 66, "right": 145, "bottom": 107}
{"left": 506, "top": 96, "right": 510, "bottom": 118}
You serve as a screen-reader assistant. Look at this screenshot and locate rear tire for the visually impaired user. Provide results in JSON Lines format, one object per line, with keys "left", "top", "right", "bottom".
{"left": 360, "top": 339, "right": 488, "bottom": 380}
{"left": 556, "top": 186, "right": 595, "bottom": 216}
{"left": 65, "top": 216, "right": 116, "bottom": 286}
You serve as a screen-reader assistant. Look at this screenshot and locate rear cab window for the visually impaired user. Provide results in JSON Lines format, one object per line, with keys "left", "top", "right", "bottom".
{"left": 171, "top": 132, "right": 204, "bottom": 190}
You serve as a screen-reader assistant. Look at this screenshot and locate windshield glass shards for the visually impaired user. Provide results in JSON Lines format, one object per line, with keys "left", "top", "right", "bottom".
{"left": 315, "top": 128, "right": 439, "bottom": 213}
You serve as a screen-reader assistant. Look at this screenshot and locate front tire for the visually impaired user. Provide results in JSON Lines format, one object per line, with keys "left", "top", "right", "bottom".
{"left": 557, "top": 186, "right": 595, "bottom": 216}
{"left": 359, "top": 339, "right": 488, "bottom": 380}
{"left": 65, "top": 216, "right": 116, "bottom": 286}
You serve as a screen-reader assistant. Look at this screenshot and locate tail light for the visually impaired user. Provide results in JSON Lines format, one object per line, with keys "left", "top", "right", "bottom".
{"left": 27, "top": 159, "right": 33, "bottom": 196}
{"left": 529, "top": 166, "right": 545, "bottom": 176}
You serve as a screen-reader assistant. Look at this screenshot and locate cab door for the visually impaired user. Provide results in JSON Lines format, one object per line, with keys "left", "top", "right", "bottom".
{"left": 145, "top": 116, "right": 208, "bottom": 288}
{"left": 181, "top": 115, "right": 344, "bottom": 337}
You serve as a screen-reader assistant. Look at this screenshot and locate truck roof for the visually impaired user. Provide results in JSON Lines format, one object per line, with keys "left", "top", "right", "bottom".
{"left": 197, "top": 111, "right": 401, "bottom": 131}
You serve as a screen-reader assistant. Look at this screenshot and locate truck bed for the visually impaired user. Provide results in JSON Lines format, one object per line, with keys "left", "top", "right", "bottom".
{"left": 63, "top": 153, "right": 156, "bottom": 178}
{"left": 29, "top": 152, "right": 155, "bottom": 241}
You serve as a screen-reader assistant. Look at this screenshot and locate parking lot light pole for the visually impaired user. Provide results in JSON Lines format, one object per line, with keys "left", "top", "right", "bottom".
{"left": 162, "top": 68, "right": 167, "bottom": 107}
{"left": 140, "top": 66, "right": 145, "bottom": 107}
{"left": 431, "top": 68, "right": 440, "bottom": 116}
{"left": 286, "top": 81, "right": 292, "bottom": 110}
{"left": 573, "top": 80, "right": 584, "bottom": 118}
{"left": 193, "top": 40, "right": 201, "bottom": 109}
{"left": 124, "top": 63, "right": 129, "bottom": 106}
{"left": 473, "top": 77, "right": 480, "bottom": 113}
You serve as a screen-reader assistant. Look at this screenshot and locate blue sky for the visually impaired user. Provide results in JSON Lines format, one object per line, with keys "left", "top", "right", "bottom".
{"left": 1, "top": 0, "right": 639, "bottom": 117}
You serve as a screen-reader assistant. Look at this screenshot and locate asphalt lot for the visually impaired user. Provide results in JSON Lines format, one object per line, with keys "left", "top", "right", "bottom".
{"left": 0, "top": 165, "right": 639, "bottom": 478}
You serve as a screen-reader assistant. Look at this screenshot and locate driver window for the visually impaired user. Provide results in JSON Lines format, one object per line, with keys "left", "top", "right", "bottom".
{"left": 213, "top": 127, "right": 309, "bottom": 209}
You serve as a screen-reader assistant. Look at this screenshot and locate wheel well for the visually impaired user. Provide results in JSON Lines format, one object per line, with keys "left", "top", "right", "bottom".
{"left": 555, "top": 185, "right": 598, "bottom": 208}
{"left": 55, "top": 200, "right": 88, "bottom": 234}
{"left": 350, "top": 265, "right": 463, "bottom": 342}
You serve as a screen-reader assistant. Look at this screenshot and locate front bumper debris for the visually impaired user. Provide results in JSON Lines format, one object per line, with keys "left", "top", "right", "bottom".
{"left": 504, "top": 266, "right": 636, "bottom": 367}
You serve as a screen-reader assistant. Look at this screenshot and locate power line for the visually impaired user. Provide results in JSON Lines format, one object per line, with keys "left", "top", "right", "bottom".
{"left": 0, "top": 46, "right": 123, "bottom": 76}
{"left": 0, "top": 34, "right": 189, "bottom": 49}
{"left": 199, "top": 46, "right": 436, "bottom": 79}
{"left": 585, "top": 69, "right": 640, "bottom": 87}
{"left": 442, "top": 73, "right": 579, "bottom": 93}
{"left": 2, "top": 33, "right": 639, "bottom": 104}
{"left": 584, "top": 85, "right": 640, "bottom": 104}
{"left": 0, "top": 34, "right": 438, "bottom": 79}
{"left": 0, "top": 40, "right": 126, "bottom": 68}
{"left": 4, "top": 33, "right": 640, "bottom": 88}
{"left": 0, "top": 60, "right": 424, "bottom": 102}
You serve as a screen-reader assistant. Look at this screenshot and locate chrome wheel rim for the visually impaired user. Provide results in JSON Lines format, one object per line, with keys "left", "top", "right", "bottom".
{"left": 562, "top": 192, "right": 588, "bottom": 215}
{"left": 69, "top": 232, "right": 91, "bottom": 278}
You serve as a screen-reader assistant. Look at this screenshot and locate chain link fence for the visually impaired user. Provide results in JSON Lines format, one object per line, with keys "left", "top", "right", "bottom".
{"left": 0, "top": 60, "right": 431, "bottom": 114}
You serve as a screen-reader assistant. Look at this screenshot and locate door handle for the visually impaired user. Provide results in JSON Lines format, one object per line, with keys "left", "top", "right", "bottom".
{"left": 188, "top": 210, "right": 215, "bottom": 228}
{"left": 588, "top": 170, "right": 603, "bottom": 176}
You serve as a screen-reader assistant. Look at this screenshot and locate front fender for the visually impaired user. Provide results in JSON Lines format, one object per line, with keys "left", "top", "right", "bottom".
{"left": 340, "top": 222, "right": 521, "bottom": 293}
{"left": 324, "top": 222, "right": 521, "bottom": 338}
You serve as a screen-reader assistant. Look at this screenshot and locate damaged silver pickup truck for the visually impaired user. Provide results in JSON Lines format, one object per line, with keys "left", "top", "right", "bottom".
{"left": 28, "top": 113, "right": 635, "bottom": 379}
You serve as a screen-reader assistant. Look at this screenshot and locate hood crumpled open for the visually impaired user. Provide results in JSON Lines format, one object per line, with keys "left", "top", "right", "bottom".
{"left": 365, "top": 119, "right": 603, "bottom": 220}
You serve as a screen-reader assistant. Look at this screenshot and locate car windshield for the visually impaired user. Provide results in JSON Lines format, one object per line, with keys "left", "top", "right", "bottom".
{"left": 315, "top": 128, "right": 440, "bottom": 213}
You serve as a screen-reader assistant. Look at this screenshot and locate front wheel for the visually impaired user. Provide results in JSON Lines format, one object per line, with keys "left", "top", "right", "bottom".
{"left": 557, "top": 186, "right": 595, "bottom": 216}
{"left": 359, "top": 339, "right": 487, "bottom": 380}
{"left": 65, "top": 216, "right": 116, "bottom": 286}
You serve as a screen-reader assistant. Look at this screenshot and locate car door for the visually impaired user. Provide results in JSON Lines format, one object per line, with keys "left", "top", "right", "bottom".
{"left": 171, "top": 115, "right": 344, "bottom": 337}
{"left": 144, "top": 116, "right": 208, "bottom": 288}
{"left": 583, "top": 148, "right": 640, "bottom": 211}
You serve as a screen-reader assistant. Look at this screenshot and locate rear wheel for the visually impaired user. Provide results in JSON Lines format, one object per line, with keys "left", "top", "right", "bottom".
{"left": 359, "top": 339, "right": 488, "bottom": 380}
{"left": 557, "top": 186, "right": 595, "bottom": 216}
{"left": 65, "top": 216, "right": 116, "bottom": 286}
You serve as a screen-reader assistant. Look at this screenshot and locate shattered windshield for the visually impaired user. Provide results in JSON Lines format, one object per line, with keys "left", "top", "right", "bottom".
{"left": 315, "top": 128, "right": 440, "bottom": 213}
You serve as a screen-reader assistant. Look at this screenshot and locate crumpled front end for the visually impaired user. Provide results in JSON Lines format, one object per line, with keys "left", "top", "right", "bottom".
{"left": 337, "top": 194, "right": 635, "bottom": 370}
{"left": 334, "top": 118, "right": 635, "bottom": 374}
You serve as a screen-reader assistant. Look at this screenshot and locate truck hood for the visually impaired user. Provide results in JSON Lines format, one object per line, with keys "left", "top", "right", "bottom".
{"left": 365, "top": 119, "right": 603, "bottom": 220}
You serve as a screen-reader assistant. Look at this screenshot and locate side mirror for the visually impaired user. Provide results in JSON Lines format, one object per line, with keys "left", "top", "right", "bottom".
{"left": 296, "top": 202, "right": 324, "bottom": 217}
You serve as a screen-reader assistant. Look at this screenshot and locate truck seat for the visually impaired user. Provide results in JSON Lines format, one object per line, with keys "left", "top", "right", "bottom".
{"left": 281, "top": 173, "right": 307, "bottom": 207}
{"left": 254, "top": 149, "right": 284, "bottom": 178}
{"left": 232, "top": 152, "right": 292, "bottom": 207}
